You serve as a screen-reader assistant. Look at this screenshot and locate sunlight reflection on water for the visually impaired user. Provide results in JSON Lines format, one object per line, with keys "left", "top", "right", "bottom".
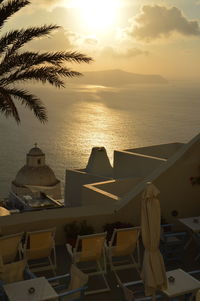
{"left": 61, "top": 101, "right": 139, "bottom": 165}
{"left": 0, "top": 81, "right": 200, "bottom": 197}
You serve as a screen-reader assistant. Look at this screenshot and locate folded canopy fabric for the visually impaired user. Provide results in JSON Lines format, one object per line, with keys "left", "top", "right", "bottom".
{"left": 141, "top": 182, "right": 167, "bottom": 296}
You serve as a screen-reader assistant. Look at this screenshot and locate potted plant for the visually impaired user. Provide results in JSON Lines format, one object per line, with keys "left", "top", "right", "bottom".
{"left": 103, "top": 221, "right": 134, "bottom": 243}
{"left": 79, "top": 220, "right": 94, "bottom": 236}
{"left": 64, "top": 221, "right": 80, "bottom": 248}
{"left": 64, "top": 220, "right": 94, "bottom": 247}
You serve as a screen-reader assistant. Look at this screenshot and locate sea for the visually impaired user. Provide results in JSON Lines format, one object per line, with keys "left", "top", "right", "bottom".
{"left": 0, "top": 80, "right": 200, "bottom": 198}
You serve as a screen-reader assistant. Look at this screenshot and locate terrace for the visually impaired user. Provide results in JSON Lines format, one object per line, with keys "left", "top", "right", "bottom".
{"left": 1, "top": 215, "right": 200, "bottom": 301}
{"left": 1, "top": 134, "right": 200, "bottom": 299}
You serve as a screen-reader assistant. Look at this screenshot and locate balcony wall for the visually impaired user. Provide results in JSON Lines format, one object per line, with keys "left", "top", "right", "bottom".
{"left": 1, "top": 135, "right": 200, "bottom": 247}
{"left": 126, "top": 142, "right": 184, "bottom": 159}
{"left": 82, "top": 177, "right": 143, "bottom": 206}
{"left": 64, "top": 169, "right": 111, "bottom": 207}
{"left": 114, "top": 150, "right": 166, "bottom": 178}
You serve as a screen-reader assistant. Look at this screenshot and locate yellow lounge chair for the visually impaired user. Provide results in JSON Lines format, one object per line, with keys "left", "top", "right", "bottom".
{"left": 0, "top": 233, "right": 23, "bottom": 264}
{"left": 66, "top": 232, "right": 109, "bottom": 294}
{"left": 24, "top": 228, "right": 56, "bottom": 274}
{"left": 106, "top": 227, "right": 140, "bottom": 273}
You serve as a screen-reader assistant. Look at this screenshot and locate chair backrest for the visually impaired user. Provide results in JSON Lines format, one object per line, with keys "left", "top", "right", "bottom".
{"left": 76, "top": 233, "right": 106, "bottom": 262}
{"left": 68, "top": 264, "right": 88, "bottom": 299}
{"left": 25, "top": 228, "right": 56, "bottom": 260}
{"left": 0, "top": 259, "right": 27, "bottom": 283}
{"left": 111, "top": 227, "right": 140, "bottom": 256}
{"left": 0, "top": 233, "right": 23, "bottom": 264}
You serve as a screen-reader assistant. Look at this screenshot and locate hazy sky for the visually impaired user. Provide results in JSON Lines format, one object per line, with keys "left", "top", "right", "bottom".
{"left": 5, "top": 0, "right": 200, "bottom": 79}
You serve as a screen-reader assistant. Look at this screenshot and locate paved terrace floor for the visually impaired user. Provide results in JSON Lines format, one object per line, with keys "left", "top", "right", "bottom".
{"left": 35, "top": 238, "right": 200, "bottom": 301}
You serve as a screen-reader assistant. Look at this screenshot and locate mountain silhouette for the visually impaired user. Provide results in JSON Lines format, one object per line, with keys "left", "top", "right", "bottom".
{"left": 72, "top": 69, "right": 168, "bottom": 86}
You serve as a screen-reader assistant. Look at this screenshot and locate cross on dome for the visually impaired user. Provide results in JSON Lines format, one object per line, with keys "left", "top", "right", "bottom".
{"left": 34, "top": 143, "right": 38, "bottom": 148}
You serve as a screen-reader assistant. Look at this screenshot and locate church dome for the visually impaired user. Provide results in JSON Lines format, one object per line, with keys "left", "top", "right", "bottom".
{"left": 12, "top": 144, "right": 59, "bottom": 187}
{"left": 11, "top": 144, "right": 61, "bottom": 200}
{"left": 28, "top": 146, "right": 44, "bottom": 156}
{"left": 13, "top": 165, "right": 58, "bottom": 187}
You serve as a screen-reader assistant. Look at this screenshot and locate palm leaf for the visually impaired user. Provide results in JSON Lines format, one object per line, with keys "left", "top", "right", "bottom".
{"left": 1, "top": 66, "right": 82, "bottom": 87}
{"left": 0, "top": 0, "right": 93, "bottom": 123}
{"left": 0, "top": 51, "right": 92, "bottom": 77}
{"left": 0, "top": 0, "right": 29, "bottom": 29}
{"left": 0, "top": 86, "right": 20, "bottom": 122}
{"left": 4, "top": 87, "right": 47, "bottom": 123}
{"left": 0, "top": 25, "right": 60, "bottom": 56}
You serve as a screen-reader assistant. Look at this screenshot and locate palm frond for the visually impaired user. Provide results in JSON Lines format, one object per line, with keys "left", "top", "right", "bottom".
{"left": 0, "top": 86, "right": 20, "bottom": 122}
{"left": 4, "top": 87, "right": 47, "bottom": 123}
{"left": 0, "top": 0, "right": 29, "bottom": 29}
{"left": 1, "top": 66, "right": 82, "bottom": 87}
{"left": 0, "top": 51, "right": 92, "bottom": 77}
{"left": 51, "top": 51, "right": 93, "bottom": 64}
{"left": 0, "top": 0, "right": 93, "bottom": 123}
{"left": 0, "top": 25, "right": 60, "bottom": 55}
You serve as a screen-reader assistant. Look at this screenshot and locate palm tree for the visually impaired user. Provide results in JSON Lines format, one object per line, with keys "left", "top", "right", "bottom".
{"left": 0, "top": 0, "right": 92, "bottom": 123}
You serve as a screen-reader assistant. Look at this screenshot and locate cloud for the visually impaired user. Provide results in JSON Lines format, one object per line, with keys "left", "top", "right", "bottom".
{"left": 27, "top": 27, "right": 98, "bottom": 53}
{"left": 67, "top": 31, "right": 98, "bottom": 47}
{"left": 31, "top": 0, "right": 67, "bottom": 9}
{"left": 128, "top": 5, "right": 200, "bottom": 41}
{"left": 101, "top": 46, "right": 148, "bottom": 58}
{"left": 27, "top": 28, "right": 75, "bottom": 51}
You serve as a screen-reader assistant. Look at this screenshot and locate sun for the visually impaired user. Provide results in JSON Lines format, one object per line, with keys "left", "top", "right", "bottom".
{"left": 72, "top": 0, "right": 120, "bottom": 33}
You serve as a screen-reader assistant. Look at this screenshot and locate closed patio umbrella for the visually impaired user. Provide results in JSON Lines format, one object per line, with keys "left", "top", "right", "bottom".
{"left": 0, "top": 207, "right": 10, "bottom": 216}
{"left": 141, "top": 182, "right": 167, "bottom": 297}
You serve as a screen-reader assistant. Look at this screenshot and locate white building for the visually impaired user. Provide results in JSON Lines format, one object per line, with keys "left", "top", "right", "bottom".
{"left": 1, "top": 134, "right": 200, "bottom": 244}
{"left": 11, "top": 144, "right": 61, "bottom": 200}
{"left": 65, "top": 146, "right": 113, "bottom": 207}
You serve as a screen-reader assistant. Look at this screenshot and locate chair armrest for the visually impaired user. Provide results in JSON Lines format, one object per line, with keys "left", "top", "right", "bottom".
{"left": 161, "top": 224, "right": 173, "bottom": 228}
{"left": 48, "top": 273, "right": 70, "bottom": 292}
{"left": 163, "top": 231, "right": 187, "bottom": 238}
{"left": 48, "top": 273, "right": 70, "bottom": 282}
{"left": 135, "top": 295, "right": 162, "bottom": 301}
{"left": 58, "top": 285, "right": 87, "bottom": 298}
{"left": 123, "top": 279, "right": 143, "bottom": 287}
{"left": 188, "top": 270, "right": 200, "bottom": 276}
{"left": 24, "top": 267, "right": 36, "bottom": 279}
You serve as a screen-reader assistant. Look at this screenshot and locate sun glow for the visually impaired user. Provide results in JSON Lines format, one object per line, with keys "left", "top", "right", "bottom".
{"left": 72, "top": 0, "right": 120, "bottom": 33}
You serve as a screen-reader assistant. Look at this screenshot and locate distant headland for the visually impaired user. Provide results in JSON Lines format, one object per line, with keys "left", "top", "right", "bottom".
{"left": 72, "top": 69, "right": 168, "bottom": 86}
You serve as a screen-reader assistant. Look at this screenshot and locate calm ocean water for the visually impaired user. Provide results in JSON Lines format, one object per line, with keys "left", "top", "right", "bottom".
{"left": 0, "top": 80, "right": 200, "bottom": 198}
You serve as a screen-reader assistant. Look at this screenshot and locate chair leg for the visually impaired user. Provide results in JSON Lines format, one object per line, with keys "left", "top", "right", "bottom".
{"left": 85, "top": 261, "right": 110, "bottom": 295}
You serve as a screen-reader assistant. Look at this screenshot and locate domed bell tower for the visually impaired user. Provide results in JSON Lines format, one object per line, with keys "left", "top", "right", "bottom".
{"left": 26, "top": 143, "right": 45, "bottom": 167}
{"left": 11, "top": 143, "right": 61, "bottom": 200}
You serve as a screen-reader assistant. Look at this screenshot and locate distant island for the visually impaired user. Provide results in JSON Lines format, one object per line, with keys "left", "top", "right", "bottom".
{"left": 71, "top": 69, "right": 168, "bottom": 86}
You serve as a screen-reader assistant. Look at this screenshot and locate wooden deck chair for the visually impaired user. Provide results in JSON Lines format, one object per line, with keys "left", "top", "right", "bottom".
{"left": 67, "top": 232, "right": 109, "bottom": 294}
{"left": 0, "top": 233, "right": 23, "bottom": 264}
{"left": 0, "top": 258, "right": 35, "bottom": 301}
{"left": 160, "top": 224, "right": 188, "bottom": 263}
{"left": 48, "top": 264, "right": 88, "bottom": 301}
{"left": 24, "top": 228, "right": 56, "bottom": 274}
{"left": 106, "top": 227, "right": 140, "bottom": 273}
{"left": 115, "top": 273, "right": 163, "bottom": 301}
